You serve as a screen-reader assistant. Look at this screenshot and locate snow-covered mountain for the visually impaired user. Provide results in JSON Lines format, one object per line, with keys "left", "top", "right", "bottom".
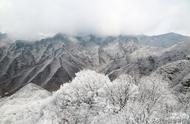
{"left": 0, "top": 36, "right": 86, "bottom": 96}
{"left": 137, "top": 32, "right": 190, "bottom": 47}
{"left": 0, "top": 34, "right": 139, "bottom": 96}
{"left": 155, "top": 59, "right": 190, "bottom": 93}
{"left": 0, "top": 32, "right": 190, "bottom": 97}
{"left": 1, "top": 32, "right": 190, "bottom": 123}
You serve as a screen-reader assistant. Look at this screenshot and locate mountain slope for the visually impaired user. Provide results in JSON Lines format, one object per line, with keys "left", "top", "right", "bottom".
{"left": 0, "top": 36, "right": 84, "bottom": 96}
{"left": 103, "top": 41, "right": 190, "bottom": 80}
{"left": 0, "top": 33, "right": 190, "bottom": 96}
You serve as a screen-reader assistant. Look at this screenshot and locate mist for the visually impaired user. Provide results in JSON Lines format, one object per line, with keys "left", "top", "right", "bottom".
{"left": 0, "top": 0, "right": 190, "bottom": 40}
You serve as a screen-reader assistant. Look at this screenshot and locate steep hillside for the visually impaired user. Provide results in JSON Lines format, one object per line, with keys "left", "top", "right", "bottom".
{"left": 0, "top": 33, "right": 190, "bottom": 96}
{"left": 0, "top": 36, "right": 84, "bottom": 96}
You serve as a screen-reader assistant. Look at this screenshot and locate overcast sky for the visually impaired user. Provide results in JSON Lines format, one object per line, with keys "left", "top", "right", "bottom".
{"left": 0, "top": 0, "right": 190, "bottom": 39}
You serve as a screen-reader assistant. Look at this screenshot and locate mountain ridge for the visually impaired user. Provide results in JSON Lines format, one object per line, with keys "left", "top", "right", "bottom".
{"left": 0, "top": 32, "right": 190, "bottom": 96}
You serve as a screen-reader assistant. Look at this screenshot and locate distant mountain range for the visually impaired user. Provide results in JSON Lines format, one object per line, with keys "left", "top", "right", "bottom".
{"left": 0, "top": 32, "right": 190, "bottom": 96}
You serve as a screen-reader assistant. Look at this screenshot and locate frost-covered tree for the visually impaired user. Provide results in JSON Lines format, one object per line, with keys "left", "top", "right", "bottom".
{"left": 54, "top": 70, "right": 112, "bottom": 123}
{"left": 1, "top": 70, "right": 190, "bottom": 124}
{"left": 105, "top": 74, "right": 138, "bottom": 112}
{"left": 54, "top": 70, "right": 139, "bottom": 123}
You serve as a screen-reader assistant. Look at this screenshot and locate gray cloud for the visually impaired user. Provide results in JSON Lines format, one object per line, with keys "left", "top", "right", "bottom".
{"left": 0, "top": 0, "right": 190, "bottom": 40}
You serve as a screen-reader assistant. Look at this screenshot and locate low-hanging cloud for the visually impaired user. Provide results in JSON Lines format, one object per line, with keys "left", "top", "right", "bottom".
{"left": 0, "top": 0, "right": 190, "bottom": 40}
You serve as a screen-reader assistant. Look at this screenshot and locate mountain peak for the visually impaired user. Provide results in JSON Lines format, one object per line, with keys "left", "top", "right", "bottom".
{"left": 53, "top": 33, "right": 67, "bottom": 39}
{"left": 156, "top": 32, "right": 189, "bottom": 38}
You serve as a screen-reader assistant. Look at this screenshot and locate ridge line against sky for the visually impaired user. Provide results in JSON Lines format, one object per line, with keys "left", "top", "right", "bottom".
{"left": 0, "top": 0, "right": 190, "bottom": 40}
